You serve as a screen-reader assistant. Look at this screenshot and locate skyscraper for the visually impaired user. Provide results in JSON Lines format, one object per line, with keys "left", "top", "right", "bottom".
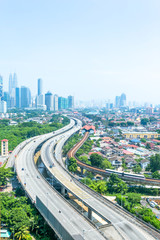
{"left": 9, "top": 74, "right": 12, "bottom": 95}
{"left": 0, "top": 75, "right": 3, "bottom": 99}
{"left": 12, "top": 73, "right": 18, "bottom": 89}
{"left": 45, "top": 91, "right": 53, "bottom": 111}
{"left": 16, "top": 87, "right": 21, "bottom": 108}
{"left": 3, "top": 92, "right": 10, "bottom": 109}
{"left": 120, "top": 93, "right": 126, "bottom": 107}
{"left": 54, "top": 94, "right": 58, "bottom": 111}
{"left": 68, "top": 95, "right": 74, "bottom": 109}
{"left": 8, "top": 73, "right": 18, "bottom": 108}
{"left": 38, "top": 78, "right": 42, "bottom": 96}
{"left": 115, "top": 96, "right": 120, "bottom": 108}
{"left": 21, "top": 86, "right": 31, "bottom": 108}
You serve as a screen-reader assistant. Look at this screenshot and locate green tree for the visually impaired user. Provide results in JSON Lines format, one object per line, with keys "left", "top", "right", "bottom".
{"left": 107, "top": 174, "right": 128, "bottom": 194}
{"left": 152, "top": 171, "right": 160, "bottom": 179}
{"left": 141, "top": 118, "right": 149, "bottom": 126}
{"left": 79, "top": 156, "right": 91, "bottom": 165}
{"left": 146, "top": 143, "right": 151, "bottom": 149}
{"left": 150, "top": 154, "right": 160, "bottom": 172}
{"left": 68, "top": 157, "right": 77, "bottom": 172}
{"left": 14, "top": 226, "right": 31, "bottom": 240}
{"left": 127, "top": 121, "right": 134, "bottom": 126}
{"left": 90, "top": 153, "right": 103, "bottom": 167}
{"left": 0, "top": 167, "right": 14, "bottom": 186}
{"left": 132, "top": 165, "right": 142, "bottom": 174}
{"left": 127, "top": 193, "right": 141, "bottom": 207}
{"left": 101, "top": 159, "right": 112, "bottom": 169}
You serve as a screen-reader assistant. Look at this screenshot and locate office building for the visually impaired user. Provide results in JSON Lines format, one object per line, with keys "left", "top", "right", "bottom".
{"left": 0, "top": 75, "right": 3, "bottom": 99}
{"left": 8, "top": 73, "right": 18, "bottom": 108}
{"left": 21, "top": 86, "right": 31, "bottom": 108}
{"left": 45, "top": 91, "right": 53, "bottom": 111}
{"left": 1, "top": 139, "right": 8, "bottom": 156}
{"left": 68, "top": 95, "right": 74, "bottom": 109}
{"left": 38, "top": 78, "right": 42, "bottom": 96}
{"left": 120, "top": 93, "right": 126, "bottom": 107}
{"left": 9, "top": 74, "right": 12, "bottom": 95}
{"left": 115, "top": 96, "right": 120, "bottom": 108}
{"left": 36, "top": 94, "right": 46, "bottom": 110}
{"left": 3, "top": 92, "right": 10, "bottom": 109}
{"left": 0, "top": 101, "right": 7, "bottom": 113}
{"left": 15, "top": 87, "right": 21, "bottom": 108}
{"left": 54, "top": 94, "right": 58, "bottom": 111}
{"left": 12, "top": 73, "right": 18, "bottom": 89}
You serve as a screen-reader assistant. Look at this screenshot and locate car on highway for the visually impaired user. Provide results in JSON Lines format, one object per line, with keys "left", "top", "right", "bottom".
{"left": 37, "top": 176, "right": 40, "bottom": 179}
{"left": 21, "top": 168, "right": 24, "bottom": 170}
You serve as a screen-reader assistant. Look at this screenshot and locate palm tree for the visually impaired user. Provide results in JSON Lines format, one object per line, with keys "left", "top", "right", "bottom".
{"left": 14, "top": 226, "right": 31, "bottom": 240}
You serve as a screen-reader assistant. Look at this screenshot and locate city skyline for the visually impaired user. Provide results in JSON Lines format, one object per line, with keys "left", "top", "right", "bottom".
{"left": 1, "top": 1, "right": 160, "bottom": 104}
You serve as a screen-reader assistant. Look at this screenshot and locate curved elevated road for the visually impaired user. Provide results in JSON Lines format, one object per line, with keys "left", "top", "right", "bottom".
{"left": 14, "top": 120, "right": 105, "bottom": 240}
{"left": 40, "top": 119, "right": 158, "bottom": 240}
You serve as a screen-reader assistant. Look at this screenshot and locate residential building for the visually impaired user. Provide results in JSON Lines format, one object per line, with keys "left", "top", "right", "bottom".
{"left": 140, "top": 159, "right": 150, "bottom": 169}
{"left": 1, "top": 139, "right": 8, "bottom": 156}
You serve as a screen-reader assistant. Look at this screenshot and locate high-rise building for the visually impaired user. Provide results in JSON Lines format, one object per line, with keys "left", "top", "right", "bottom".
{"left": 9, "top": 74, "right": 12, "bottom": 95}
{"left": 1, "top": 139, "right": 8, "bottom": 156}
{"left": 64, "top": 98, "right": 68, "bottom": 109}
{"left": 21, "top": 86, "right": 31, "bottom": 108}
{"left": 0, "top": 100, "right": 7, "bottom": 113}
{"left": 12, "top": 73, "right": 18, "bottom": 89}
{"left": 15, "top": 87, "right": 21, "bottom": 108}
{"left": 3, "top": 92, "right": 10, "bottom": 109}
{"left": 115, "top": 96, "right": 120, "bottom": 108}
{"left": 38, "top": 78, "right": 42, "bottom": 96}
{"left": 0, "top": 75, "right": 3, "bottom": 100}
{"left": 54, "top": 94, "right": 58, "bottom": 111}
{"left": 68, "top": 95, "right": 74, "bottom": 109}
{"left": 45, "top": 91, "right": 53, "bottom": 111}
{"left": 120, "top": 93, "right": 126, "bottom": 107}
{"left": 8, "top": 73, "right": 18, "bottom": 108}
{"left": 58, "top": 97, "right": 64, "bottom": 110}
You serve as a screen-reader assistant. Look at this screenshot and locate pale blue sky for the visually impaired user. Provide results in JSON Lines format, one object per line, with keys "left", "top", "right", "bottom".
{"left": 0, "top": 0, "right": 160, "bottom": 103}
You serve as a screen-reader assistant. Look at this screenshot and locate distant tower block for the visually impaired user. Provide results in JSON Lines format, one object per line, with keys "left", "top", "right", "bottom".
{"left": 1, "top": 139, "right": 8, "bottom": 156}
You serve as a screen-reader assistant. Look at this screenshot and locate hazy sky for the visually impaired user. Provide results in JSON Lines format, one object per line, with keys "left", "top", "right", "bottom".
{"left": 1, "top": 0, "right": 160, "bottom": 103}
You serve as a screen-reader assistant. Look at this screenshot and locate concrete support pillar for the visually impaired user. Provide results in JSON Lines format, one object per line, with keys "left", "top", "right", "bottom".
{"left": 61, "top": 186, "right": 65, "bottom": 196}
{"left": 88, "top": 207, "right": 92, "bottom": 220}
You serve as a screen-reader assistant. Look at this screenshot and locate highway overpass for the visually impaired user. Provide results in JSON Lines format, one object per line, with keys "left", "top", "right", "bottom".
{"left": 11, "top": 119, "right": 108, "bottom": 240}
{"left": 39, "top": 118, "right": 159, "bottom": 240}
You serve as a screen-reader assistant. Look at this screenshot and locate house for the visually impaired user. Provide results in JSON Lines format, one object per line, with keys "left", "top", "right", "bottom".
{"left": 108, "top": 156, "right": 122, "bottom": 168}
{"left": 125, "top": 158, "right": 137, "bottom": 168}
{"left": 140, "top": 159, "right": 150, "bottom": 169}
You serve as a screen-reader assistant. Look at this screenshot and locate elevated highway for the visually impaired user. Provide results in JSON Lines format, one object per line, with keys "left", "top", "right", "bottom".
{"left": 40, "top": 119, "right": 159, "bottom": 240}
{"left": 13, "top": 120, "right": 106, "bottom": 240}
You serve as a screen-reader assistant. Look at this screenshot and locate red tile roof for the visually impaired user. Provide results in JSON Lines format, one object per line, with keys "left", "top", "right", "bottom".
{"left": 89, "top": 152, "right": 102, "bottom": 155}
{"left": 82, "top": 125, "right": 96, "bottom": 133}
{"left": 1, "top": 139, "right": 8, "bottom": 142}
